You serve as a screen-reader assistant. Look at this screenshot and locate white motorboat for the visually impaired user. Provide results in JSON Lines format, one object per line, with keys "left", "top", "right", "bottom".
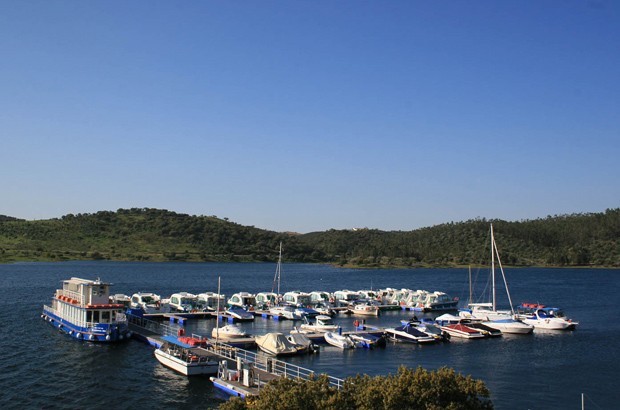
{"left": 154, "top": 340, "right": 218, "bottom": 376}
{"left": 385, "top": 322, "right": 439, "bottom": 344}
{"left": 130, "top": 292, "right": 170, "bottom": 314}
{"left": 324, "top": 332, "right": 355, "bottom": 349}
{"left": 255, "top": 332, "right": 305, "bottom": 356}
{"left": 269, "top": 305, "right": 301, "bottom": 320}
{"left": 197, "top": 292, "right": 226, "bottom": 312}
{"left": 435, "top": 314, "right": 487, "bottom": 339}
{"left": 422, "top": 291, "right": 459, "bottom": 311}
{"left": 227, "top": 292, "right": 256, "bottom": 310}
{"left": 519, "top": 307, "right": 578, "bottom": 330}
{"left": 299, "top": 315, "right": 339, "bottom": 333}
{"left": 460, "top": 304, "right": 533, "bottom": 334}
{"left": 211, "top": 324, "right": 248, "bottom": 340}
{"left": 168, "top": 292, "right": 199, "bottom": 313}
{"left": 225, "top": 307, "right": 255, "bottom": 321}
{"left": 348, "top": 302, "right": 380, "bottom": 317}
{"left": 110, "top": 293, "right": 132, "bottom": 307}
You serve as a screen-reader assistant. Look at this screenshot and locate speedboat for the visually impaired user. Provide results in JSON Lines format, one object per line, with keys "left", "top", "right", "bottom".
{"left": 154, "top": 338, "right": 218, "bottom": 376}
{"left": 385, "top": 322, "right": 439, "bottom": 344}
{"left": 299, "top": 315, "right": 339, "bottom": 333}
{"left": 269, "top": 305, "right": 301, "bottom": 320}
{"left": 211, "top": 324, "right": 248, "bottom": 340}
{"left": 349, "top": 333, "right": 387, "bottom": 348}
{"left": 324, "top": 332, "right": 355, "bottom": 349}
{"left": 41, "top": 277, "right": 131, "bottom": 342}
{"left": 255, "top": 332, "right": 305, "bottom": 356}
{"left": 460, "top": 304, "right": 533, "bottom": 334}
{"left": 460, "top": 320, "right": 503, "bottom": 337}
{"left": 517, "top": 306, "right": 578, "bottom": 330}
{"left": 225, "top": 307, "right": 255, "bottom": 321}
{"left": 313, "top": 302, "right": 335, "bottom": 316}
{"left": 434, "top": 314, "right": 486, "bottom": 339}
{"left": 294, "top": 306, "right": 319, "bottom": 318}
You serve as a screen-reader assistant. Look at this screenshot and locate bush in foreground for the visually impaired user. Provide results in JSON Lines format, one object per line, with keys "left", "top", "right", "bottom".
{"left": 219, "top": 366, "right": 493, "bottom": 410}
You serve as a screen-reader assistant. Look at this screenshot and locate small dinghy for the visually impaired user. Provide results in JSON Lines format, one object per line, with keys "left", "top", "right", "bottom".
{"left": 324, "top": 332, "right": 355, "bottom": 349}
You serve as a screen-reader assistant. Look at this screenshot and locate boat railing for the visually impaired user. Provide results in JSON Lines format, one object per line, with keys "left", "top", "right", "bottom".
{"left": 206, "top": 341, "right": 345, "bottom": 390}
{"left": 57, "top": 288, "right": 84, "bottom": 305}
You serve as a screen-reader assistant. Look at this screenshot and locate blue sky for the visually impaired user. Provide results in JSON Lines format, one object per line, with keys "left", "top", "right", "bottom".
{"left": 1, "top": 1, "right": 618, "bottom": 233}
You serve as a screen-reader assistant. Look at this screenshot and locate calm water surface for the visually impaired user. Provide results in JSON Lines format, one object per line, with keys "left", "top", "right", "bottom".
{"left": 0, "top": 262, "right": 618, "bottom": 409}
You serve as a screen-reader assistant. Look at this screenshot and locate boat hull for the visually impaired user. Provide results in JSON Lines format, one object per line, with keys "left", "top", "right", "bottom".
{"left": 41, "top": 309, "right": 130, "bottom": 343}
{"left": 154, "top": 349, "right": 218, "bottom": 376}
{"left": 438, "top": 324, "right": 486, "bottom": 339}
{"left": 484, "top": 320, "right": 533, "bottom": 334}
{"left": 324, "top": 332, "right": 354, "bottom": 349}
{"left": 385, "top": 328, "right": 438, "bottom": 344}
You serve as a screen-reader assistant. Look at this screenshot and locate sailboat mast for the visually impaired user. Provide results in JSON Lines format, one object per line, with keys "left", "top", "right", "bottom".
{"left": 468, "top": 265, "right": 473, "bottom": 305}
{"left": 491, "top": 224, "right": 496, "bottom": 311}
{"left": 272, "top": 242, "right": 282, "bottom": 297}
{"left": 215, "top": 276, "right": 221, "bottom": 343}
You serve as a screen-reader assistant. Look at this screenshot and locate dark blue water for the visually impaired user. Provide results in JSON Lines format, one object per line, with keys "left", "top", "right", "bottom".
{"left": 0, "top": 262, "right": 618, "bottom": 409}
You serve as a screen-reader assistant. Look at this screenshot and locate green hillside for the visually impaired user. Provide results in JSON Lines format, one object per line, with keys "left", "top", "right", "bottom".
{"left": 0, "top": 207, "right": 618, "bottom": 267}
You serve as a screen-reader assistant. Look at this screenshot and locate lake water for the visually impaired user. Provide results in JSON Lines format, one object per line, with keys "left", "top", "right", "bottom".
{"left": 0, "top": 261, "right": 618, "bottom": 409}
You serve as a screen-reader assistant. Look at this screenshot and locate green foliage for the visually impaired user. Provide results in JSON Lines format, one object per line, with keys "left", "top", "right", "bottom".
{"left": 299, "top": 209, "right": 620, "bottom": 267}
{"left": 218, "top": 366, "right": 493, "bottom": 410}
{"left": 0, "top": 207, "right": 618, "bottom": 267}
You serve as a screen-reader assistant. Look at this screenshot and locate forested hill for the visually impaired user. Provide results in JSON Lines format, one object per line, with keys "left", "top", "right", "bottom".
{"left": 0, "top": 208, "right": 618, "bottom": 267}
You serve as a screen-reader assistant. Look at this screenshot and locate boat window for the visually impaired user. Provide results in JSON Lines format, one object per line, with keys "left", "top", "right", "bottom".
{"left": 87, "top": 310, "right": 93, "bottom": 322}
{"left": 101, "top": 311, "right": 111, "bottom": 323}
{"left": 92, "top": 310, "right": 100, "bottom": 322}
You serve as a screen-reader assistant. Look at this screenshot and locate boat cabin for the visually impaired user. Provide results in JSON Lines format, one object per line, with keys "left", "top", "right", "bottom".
{"left": 227, "top": 292, "right": 256, "bottom": 309}
{"left": 45, "top": 277, "right": 129, "bottom": 342}
{"left": 255, "top": 292, "right": 278, "bottom": 309}
{"left": 197, "top": 292, "right": 226, "bottom": 311}
{"left": 282, "top": 291, "right": 311, "bottom": 307}
{"left": 310, "top": 291, "right": 332, "bottom": 304}
{"left": 131, "top": 292, "right": 161, "bottom": 309}
{"left": 333, "top": 290, "right": 360, "bottom": 306}
{"left": 168, "top": 292, "right": 198, "bottom": 312}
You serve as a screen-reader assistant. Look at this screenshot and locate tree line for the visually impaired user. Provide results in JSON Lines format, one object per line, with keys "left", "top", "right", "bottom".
{"left": 0, "top": 207, "right": 618, "bottom": 267}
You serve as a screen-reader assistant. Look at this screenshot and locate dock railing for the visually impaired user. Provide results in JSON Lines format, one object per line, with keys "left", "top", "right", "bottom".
{"left": 207, "top": 341, "right": 345, "bottom": 390}
{"left": 127, "top": 314, "right": 178, "bottom": 337}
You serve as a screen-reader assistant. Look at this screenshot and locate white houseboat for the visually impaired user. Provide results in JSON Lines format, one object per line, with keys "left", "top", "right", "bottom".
{"left": 41, "top": 277, "right": 131, "bottom": 342}
{"left": 227, "top": 292, "right": 256, "bottom": 310}
{"left": 282, "top": 291, "right": 312, "bottom": 307}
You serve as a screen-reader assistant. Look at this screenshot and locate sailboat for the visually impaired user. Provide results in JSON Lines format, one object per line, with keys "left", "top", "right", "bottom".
{"left": 459, "top": 225, "right": 533, "bottom": 335}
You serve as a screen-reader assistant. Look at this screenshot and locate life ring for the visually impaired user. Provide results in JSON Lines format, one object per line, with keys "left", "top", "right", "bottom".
{"left": 178, "top": 328, "right": 185, "bottom": 337}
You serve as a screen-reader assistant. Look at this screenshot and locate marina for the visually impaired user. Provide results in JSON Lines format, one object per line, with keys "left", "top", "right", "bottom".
{"left": 4, "top": 262, "right": 616, "bottom": 409}
{"left": 42, "top": 267, "right": 585, "bottom": 404}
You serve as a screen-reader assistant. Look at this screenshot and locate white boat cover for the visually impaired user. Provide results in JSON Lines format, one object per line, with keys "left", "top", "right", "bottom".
{"left": 255, "top": 333, "right": 300, "bottom": 356}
